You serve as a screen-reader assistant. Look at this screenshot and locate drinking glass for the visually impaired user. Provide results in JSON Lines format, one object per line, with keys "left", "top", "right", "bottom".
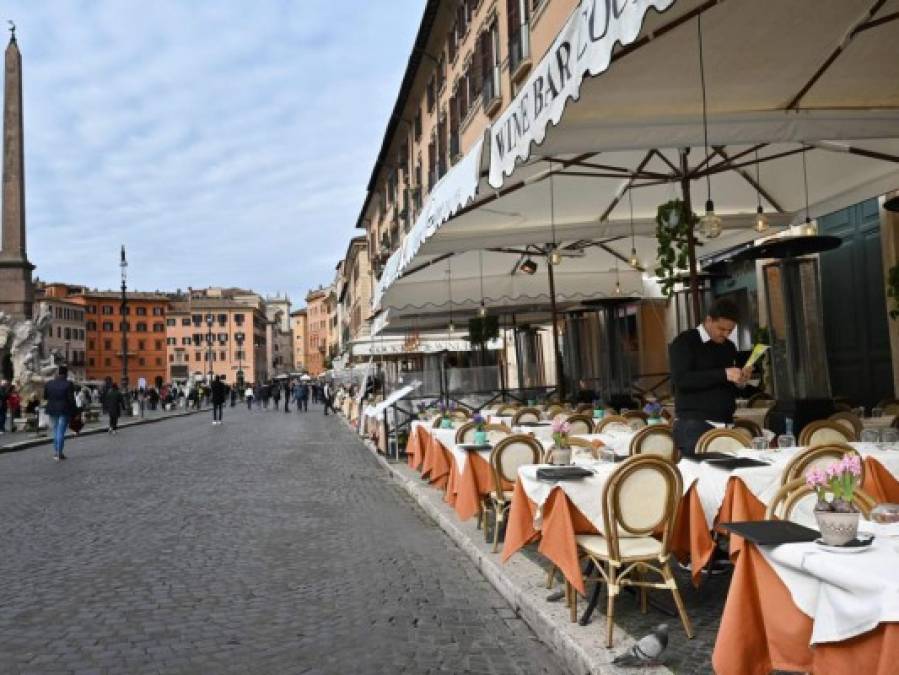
{"left": 880, "top": 428, "right": 899, "bottom": 445}
{"left": 751, "top": 436, "right": 769, "bottom": 451}
{"left": 777, "top": 433, "right": 796, "bottom": 449}
{"left": 852, "top": 406, "right": 866, "bottom": 419}
{"left": 860, "top": 429, "right": 881, "bottom": 443}
{"left": 872, "top": 406, "right": 884, "bottom": 419}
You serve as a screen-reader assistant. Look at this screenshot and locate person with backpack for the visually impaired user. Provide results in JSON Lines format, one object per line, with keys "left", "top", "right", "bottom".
{"left": 44, "top": 366, "right": 77, "bottom": 461}
{"left": 210, "top": 375, "right": 227, "bottom": 425}
{"left": 104, "top": 382, "right": 126, "bottom": 435}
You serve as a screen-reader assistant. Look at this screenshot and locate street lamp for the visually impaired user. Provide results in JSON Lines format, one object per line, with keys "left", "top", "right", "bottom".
{"left": 120, "top": 245, "right": 129, "bottom": 392}
{"left": 235, "top": 331, "right": 245, "bottom": 387}
{"left": 205, "top": 314, "right": 214, "bottom": 383}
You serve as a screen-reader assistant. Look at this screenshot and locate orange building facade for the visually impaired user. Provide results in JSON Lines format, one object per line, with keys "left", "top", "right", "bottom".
{"left": 68, "top": 290, "right": 169, "bottom": 387}
{"left": 304, "top": 288, "right": 330, "bottom": 376}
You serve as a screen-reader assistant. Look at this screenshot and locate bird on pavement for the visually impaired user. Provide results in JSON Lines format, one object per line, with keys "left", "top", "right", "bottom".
{"left": 612, "top": 623, "right": 668, "bottom": 667}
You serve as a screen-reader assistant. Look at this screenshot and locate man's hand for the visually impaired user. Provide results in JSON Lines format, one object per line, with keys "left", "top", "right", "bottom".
{"left": 725, "top": 367, "right": 747, "bottom": 384}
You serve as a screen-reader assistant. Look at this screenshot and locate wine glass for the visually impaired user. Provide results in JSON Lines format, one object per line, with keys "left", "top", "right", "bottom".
{"left": 751, "top": 436, "right": 769, "bottom": 451}
{"left": 777, "top": 433, "right": 796, "bottom": 449}
{"left": 860, "top": 429, "right": 881, "bottom": 444}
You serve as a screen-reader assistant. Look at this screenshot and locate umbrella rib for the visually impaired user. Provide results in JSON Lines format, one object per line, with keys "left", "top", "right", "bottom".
{"left": 695, "top": 146, "right": 809, "bottom": 178}
{"left": 597, "top": 150, "right": 657, "bottom": 222}
{"left": 648, "top": 149, "right": 682, "bottom": 176}
{"left": 852, "top": 9, "right": 899, "bottom": 35}
{"left": 786, "top": 0, "right": 888, "bottom": 110}
{"left": 556, "top": 158, "right": 670, "bottom": 180}
{"left": 599, "top": 241, "right": 645, "bottom": 272}
{"left": 710, "top": 147, "right": 785, "bottom": 213}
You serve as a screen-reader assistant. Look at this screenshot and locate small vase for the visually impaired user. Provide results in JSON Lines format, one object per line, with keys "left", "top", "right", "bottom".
{"left": 593, "top": 409, "right": 604, "bottom": 419}
{"left": 648, "top": 417, "right": 662, "bottom": 425}
{"left": 553, "top": 447, "right": 571, "bottom": 465}
{"left": 473, "top": 430, "right": 488, "bottom": 445}
{"left": 440, "top": 418, "right": 454, "bottom": 429}
{"left": 814, "top": 509, "right": 860, "bottom": 546}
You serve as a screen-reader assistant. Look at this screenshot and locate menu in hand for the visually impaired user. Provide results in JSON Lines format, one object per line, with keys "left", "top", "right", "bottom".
{"left": 744, "top": 343, "right": 769, "bottom": 369}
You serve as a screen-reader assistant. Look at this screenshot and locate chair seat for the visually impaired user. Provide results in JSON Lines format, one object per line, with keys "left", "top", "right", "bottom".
{"left": 575, "top": 533, "right": 662, "bottom": 560}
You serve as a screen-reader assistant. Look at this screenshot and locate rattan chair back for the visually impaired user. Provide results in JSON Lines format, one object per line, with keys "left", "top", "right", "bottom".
{"left": 512, "top": 407, "right": 543, "bottom": 425}
{"left": 695, "top": 428, "right": 750, "bottom": 454}
{"left": 629, "top": 425, "right": 677, "bottom": 462}
{"left": 798, "top": 420, "right": 855, "bottom": 445}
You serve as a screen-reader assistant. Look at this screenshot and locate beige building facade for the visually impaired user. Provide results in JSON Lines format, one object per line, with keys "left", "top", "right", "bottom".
{"left": 290, "top": 309, "right": 307, "bottom": 372}
{"left": 41, "top": 297, "right": 87, "bottom": 381}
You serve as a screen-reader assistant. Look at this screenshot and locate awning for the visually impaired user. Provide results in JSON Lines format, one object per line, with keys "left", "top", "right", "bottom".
{"left": 363, "top": 381, "right": 422, "bottom": 418}
{"left": 351, "top": 333, "right": 501, "bottom": 355}
{"left": 374, "top": 0, "right": 899, "bottom": 308}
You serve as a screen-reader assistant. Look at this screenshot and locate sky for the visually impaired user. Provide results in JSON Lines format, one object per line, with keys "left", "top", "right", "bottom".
{"left": 7, "top": 0, "right": 423, "bottom": 304}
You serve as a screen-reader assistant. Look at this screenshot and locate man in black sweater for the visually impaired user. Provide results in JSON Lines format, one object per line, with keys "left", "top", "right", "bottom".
{"left": 669, "top": 299, "right": 750, "bottom": 457}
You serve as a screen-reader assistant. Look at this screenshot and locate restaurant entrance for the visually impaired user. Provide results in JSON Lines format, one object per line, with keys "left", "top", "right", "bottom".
{"left": 819, "top": 198, "right": 893, "bottom": 408}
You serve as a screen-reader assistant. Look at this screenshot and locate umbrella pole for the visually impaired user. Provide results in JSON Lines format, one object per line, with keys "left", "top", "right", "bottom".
{"left": 546, "top": 256, "right": 567, "bottom": 402}
{"left": 511, "top": 313, "right": 524, "bottom": 394}
{"left": 680, "top": 148, "right": 702, "bottom": 323}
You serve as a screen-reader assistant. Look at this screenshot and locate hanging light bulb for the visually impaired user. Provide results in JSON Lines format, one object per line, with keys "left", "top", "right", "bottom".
{"left": 754, "top": 205, "right": 769, "bottom": 233}
{"left": 614, "top": 280, "right": 622, "bottom": 295}
{"left": 627, "top": 189, "right": 639, "bottom": 268}
{"left": 550, "top": 247, "right": 562, "bottom": 265}
{"left": 477, "top": 301, "right": 487, "bottom": 318}
{"left": 802, "top": 217, "right": 817, "bottom": 236}
{"left": 700, "top": 199, "right": 722, "bottom": 238}
{"left": 628, "top": 247, "right": 639, "bottom": 268}
{"left": 447, "top": 320, "right": 455, "bottom": 335}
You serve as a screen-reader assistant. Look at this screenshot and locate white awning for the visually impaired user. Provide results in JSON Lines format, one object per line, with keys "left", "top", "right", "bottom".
{"left": 363, "top": 381, "right": 421, "bottom": 418}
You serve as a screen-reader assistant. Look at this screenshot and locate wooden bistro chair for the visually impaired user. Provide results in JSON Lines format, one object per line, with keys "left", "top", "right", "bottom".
{"left": 569, "top": 455, "right": 693, "bottom": 647}
{"left": 782, "top": 443, "right": 863, "bottom": 485}
{"left": 827, "top": 411, "right": 863, "bottom": 439}
{"left": 628, "top": 425, "right": 678, "bottom": 463}
{"left": 595, "top": 415, "right": 631, "bottom": 433}
{"left": 575, "top": 403, "right": 595, "bottom": 414}
{"left": 495, "top": 403, "right": 519, "bottom": 416}
{"left": 875, "top": 399, "right": 899, "bottom": 417}
{"left": 454, "top": 421, "right": 511, "bottom": 445}
{"left": 798, "top": 420, "right": 856, "bottom": 446}
{"left": 766, "top": 477, "right": 875, "bottom": 522}
{"left": 694, "top": 428, "right": 750, "bottom": 455}
{"left": 543, "top": 436, "right": 597, "bottom": 464}
{"left": 512, "top": 407, "right": 543, "bottom": 425}
{"left": 565, "top": 413, "right": 595, "bottom": 436}
{"left": 544, "top": 403, "right": 565, "bottom": 418}
{"left": 622, "top": 410, "right": 649, "bottom": 430}
{"left": 485, "top": 434, "right": 543, "bottom": 552}
{"left": 733, "top": 417, "right": 764, "bottom": 440}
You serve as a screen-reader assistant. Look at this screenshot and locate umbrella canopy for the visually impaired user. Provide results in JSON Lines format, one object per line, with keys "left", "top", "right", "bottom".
{"left": 375, "top": 0, "right": 899, "bottom": 309}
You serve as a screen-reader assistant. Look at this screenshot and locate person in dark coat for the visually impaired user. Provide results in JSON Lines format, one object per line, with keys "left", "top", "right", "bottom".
{"left": 44, "top": 365, "right": 77, "bottom": 460}
{"left": 104, "top": 383, "right": 126, "bottom": 434}
{"left": 211, "top": 375, "right": 227, "bottom": 425}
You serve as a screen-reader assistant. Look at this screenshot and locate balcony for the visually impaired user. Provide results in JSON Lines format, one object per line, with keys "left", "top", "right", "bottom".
{"left": 482, "top": 64, "right": 502, "bottom": 116}
{"left": 509, "top": 25, "right": 531, "bottom": 82}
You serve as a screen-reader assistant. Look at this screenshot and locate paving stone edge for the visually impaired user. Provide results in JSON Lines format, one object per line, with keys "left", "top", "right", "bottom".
{"left": 344, "top": 417, "right": 673, "bottom": 675}
{"left": 0, "top": 406, "right": 212, "bottom": 455}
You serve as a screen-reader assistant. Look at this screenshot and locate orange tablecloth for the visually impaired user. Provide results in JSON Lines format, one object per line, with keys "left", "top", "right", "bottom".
{"left": 405, "top": 425, "right": 429, "bottom": 471}
{"left": 444, "top": 452, "right": 513, "bottom": 521}
{"left": 712, "top": 542, "right": 899, "bottom": 675}
{"left": 863, "top": 456, "right": 899, "bottom": 502}
{"left": 419, "top": 432, "right": 452, "bottom": 489}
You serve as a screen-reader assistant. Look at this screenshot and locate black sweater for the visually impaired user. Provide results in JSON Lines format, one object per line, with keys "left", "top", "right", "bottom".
{"left": 669, "top": 328, "right": 739, "bottom": 423}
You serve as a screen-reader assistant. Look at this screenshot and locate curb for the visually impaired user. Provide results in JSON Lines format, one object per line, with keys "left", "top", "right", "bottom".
{"left": 342, "top": 417, "right": 671, "bottom": 675}
{"left": 0, "top": 407, "right": 212, "bottom": 455}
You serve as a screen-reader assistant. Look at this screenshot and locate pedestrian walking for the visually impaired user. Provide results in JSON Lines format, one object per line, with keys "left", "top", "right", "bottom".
{"left": 104, "top": 382, "right": 126, "bottom": 434}
{"left": 211, "top": 375, "right": 227, "bottom": 425}
{"left": 245, "top": 384, "right": 254, "bottom": 410}
{"left": 0, "top": 379, "right": 8, "bottom": 433}
{"left": 44, "top": 365, "right": 77, "bottom": 461}
{"left": 272, "top": 382, "right": 281, "bottom": 410}
{"left": 230, "top": 387, "right": 237, "bottom": 407}
{"left": 283, "top": 380, "right": 291, "bottom": 412}
{"left": 322, "top": 380, "right": 335, "bottom": 416}
{"left": 6, "top": 385, "right": 20, "bottom": 429}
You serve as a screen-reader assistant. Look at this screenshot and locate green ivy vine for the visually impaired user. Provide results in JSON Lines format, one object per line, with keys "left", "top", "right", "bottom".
{"left": 655, "top": 199, "right": 697, "bottom": 298}
{"left": 888, "top": 263, "right": 899, "bottom": 320}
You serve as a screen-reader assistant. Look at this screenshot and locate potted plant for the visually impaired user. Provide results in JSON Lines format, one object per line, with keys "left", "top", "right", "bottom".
{"left": 806, "top": 455, "right": 863, "bottom": 545}
{"left": 643, "top": 401, "right": 663, "bottom": 424}
{"left": 416, "top": 402, "right": 429, "bottom": 420}
{"left": 593, "top": 400, "right": 605, "bottom": 419}
{"left": 472, "top": 413, "right": 488, "bottom": 445}
{"left": 551, "top": 417, "right": 572, "bottom": 465}
{"left": 439, "top": 401, "right": 455, "bottom": 429}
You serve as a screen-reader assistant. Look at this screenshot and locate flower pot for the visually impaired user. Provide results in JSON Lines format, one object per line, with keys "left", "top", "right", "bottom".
{"left": 814, "top": 509, "right": 860, "bottom": 546}
{"left": 648, "top": 417, "right": 662, "bottom": 425}
{"left": 473, "top": 430, "right": 488, "bottom": 445}
{"left": 440, "top": 418, "right": 454, "bottom": 429}
{"left": 593, "top": 409, "right": 604, "bottom": 419}
{"left": 552, "top": 447, "right": 571, "bottom": 465}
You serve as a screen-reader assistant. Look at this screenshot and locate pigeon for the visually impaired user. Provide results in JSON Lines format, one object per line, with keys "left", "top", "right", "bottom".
{"left": 612, "top": 623, "right": 669, "bottom": 667}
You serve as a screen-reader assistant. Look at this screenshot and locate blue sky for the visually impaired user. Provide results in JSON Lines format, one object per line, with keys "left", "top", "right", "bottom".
{"left": 8, "top": 0, "right": 423, "bottom": 304}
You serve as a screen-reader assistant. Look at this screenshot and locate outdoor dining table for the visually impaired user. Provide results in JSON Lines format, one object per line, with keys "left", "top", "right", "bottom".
{"left": 404, "top": 421, "right": 459, "bottom": 489}
{"left": 712, "top": 526, "right": 899, "bottom": 675}
{"left": 501, "top": 443, "right": 899, "bottom": 594}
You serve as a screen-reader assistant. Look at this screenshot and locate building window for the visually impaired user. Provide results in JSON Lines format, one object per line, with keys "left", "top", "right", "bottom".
{"left": 138, "top": 357, "right": 145, "bottom": 366}
{"left": 155, "top": 357, "right": 162, "bottom": 366}
{"left": 192, "top": 314, "right": 202, "bottom": 326}
{"left": 101, "top": 305, "right": 113, "bottom": 315}
{"left": 169, "top": 354, "right": 174, "bottom": 363}
{"left": 220, "top": 351, "right": 226, "bottom": 360}
{"left": 155, "top": 340, "right": 163, "bottom": 350}
{"left": 136, "top": 307, "right": 147, "bottom": 316}
{"left": 166, "top": 337, "right": 176, "bottom": 345}
{"left": 120, "top": 322, "right": 130, "bottom": 332}
{"left": 181, "top": 337, "right": 191, "bottom": 346}
{"left": 136, "top": 322, "right": 148, "bottom": 332}
{"left": 152, "top": 307, "right": 164, "bottom": 316}
{"left": 195, "top": 352, "right": 201, "bottom": 361}
{"left": 102, "top": 322, "right": 113, "bottom": 331}
{"left": 153, "top": 323, "right": 165, "bottom": 332}
{"left": 119, "top": 306, "right": 130, "bottom": 315}
{"left": 181, "top": 318, "right": 191, "bottom": 326}
{"left": 166, "top": 318, "right": 176, "bottom": 326}
{"left": 88, "top": 339, "right": 95, "bottom": 350}
{"left": 508, "top": 0, "right": 531, "bottom": 74}
{"left": 87, "top": 304, "right": 97, "bottom": 314}
{"left": 89, "top": 357, "right": 95, "bottom": 367}
{"left": 86, "top": 320, "right": 96, "bottom": 331}
{"left": 104, "top": 339, "right": 112, "bottom": 350}
{"left": 234, "top": 314, "right": 245, "bottom": 325}
{"left": 217, "top": 314, "right": 227, "bottom": 325}
{"left": 137, "top": 340, "right": 146, "bottom": 350}
{"left": 426, "top": 74, "right": 436, "bottom": 113}
{"left": 104, "top": 358, "right": 111, "bottom": 367}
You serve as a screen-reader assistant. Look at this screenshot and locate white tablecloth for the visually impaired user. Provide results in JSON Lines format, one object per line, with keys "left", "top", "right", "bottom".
{"left": 760, "top": 537, "right": 899, "bottom": 644}
{"left": 684, "top": 443, "right": 899, "bottom": 530}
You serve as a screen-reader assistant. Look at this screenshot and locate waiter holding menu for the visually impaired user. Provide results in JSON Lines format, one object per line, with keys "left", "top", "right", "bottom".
{"left": 669, "top": 298, "right": 750, "bottom": 457}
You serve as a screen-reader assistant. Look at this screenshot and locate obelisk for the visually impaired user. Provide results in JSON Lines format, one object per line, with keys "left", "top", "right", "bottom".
{"left": 0, "top": 24, "right": 33, "bottom": 320}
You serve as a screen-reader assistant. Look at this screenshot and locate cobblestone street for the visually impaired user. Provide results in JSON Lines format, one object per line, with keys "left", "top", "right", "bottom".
{"left": 0, "top": 404, "right": 563, "bottom": 675}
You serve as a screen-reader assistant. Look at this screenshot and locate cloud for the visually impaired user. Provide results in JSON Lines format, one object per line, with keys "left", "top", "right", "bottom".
{"left": 6, "top": 0, "right": 423, "bottom": 306}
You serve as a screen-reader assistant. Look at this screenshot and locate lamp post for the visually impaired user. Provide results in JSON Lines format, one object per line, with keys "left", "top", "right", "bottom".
{"left": 205, "top": 314, "right": 214, "bottom": 383}
{"left": 120, "top": 245, "right": 129, "bottom": 392}
{"left": 235, "top": 331, "right": 245, "bottom": 388}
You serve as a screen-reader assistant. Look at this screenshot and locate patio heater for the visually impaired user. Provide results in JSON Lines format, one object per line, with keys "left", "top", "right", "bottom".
{"left": 736, "top": 235, "right": 841, "bottom": 434}
{"left": 671, "top": 272, "right": 723, "bottom": 334}
{"left": 569, "top": 297, "right": 639, "bottom": 409}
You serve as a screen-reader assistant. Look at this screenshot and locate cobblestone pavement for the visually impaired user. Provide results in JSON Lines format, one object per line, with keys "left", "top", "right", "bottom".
{"left": 0, "top": 404, "right": 564, "bottom": 675}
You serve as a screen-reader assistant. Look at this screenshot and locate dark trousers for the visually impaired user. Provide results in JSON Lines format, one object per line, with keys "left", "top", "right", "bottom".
{"left": 323, "top": 397, "right": 334, "bottom": 415}
{"left": 672, "top": 419, "right": 713, "bottom": 458}
{"left": 246, "top": 397, "right": 253, "bottom": 410}
{"left": 284, "top": 397, "right": 290, "bottom": 412}
{"left": 297, "top": 398, "right": 307, "bottom": 412}
{"left": 213, "top": 403, "right": 223, "bottom": 421}
{"left": 109, "top": 414, "right": 120, "bottom": 431}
